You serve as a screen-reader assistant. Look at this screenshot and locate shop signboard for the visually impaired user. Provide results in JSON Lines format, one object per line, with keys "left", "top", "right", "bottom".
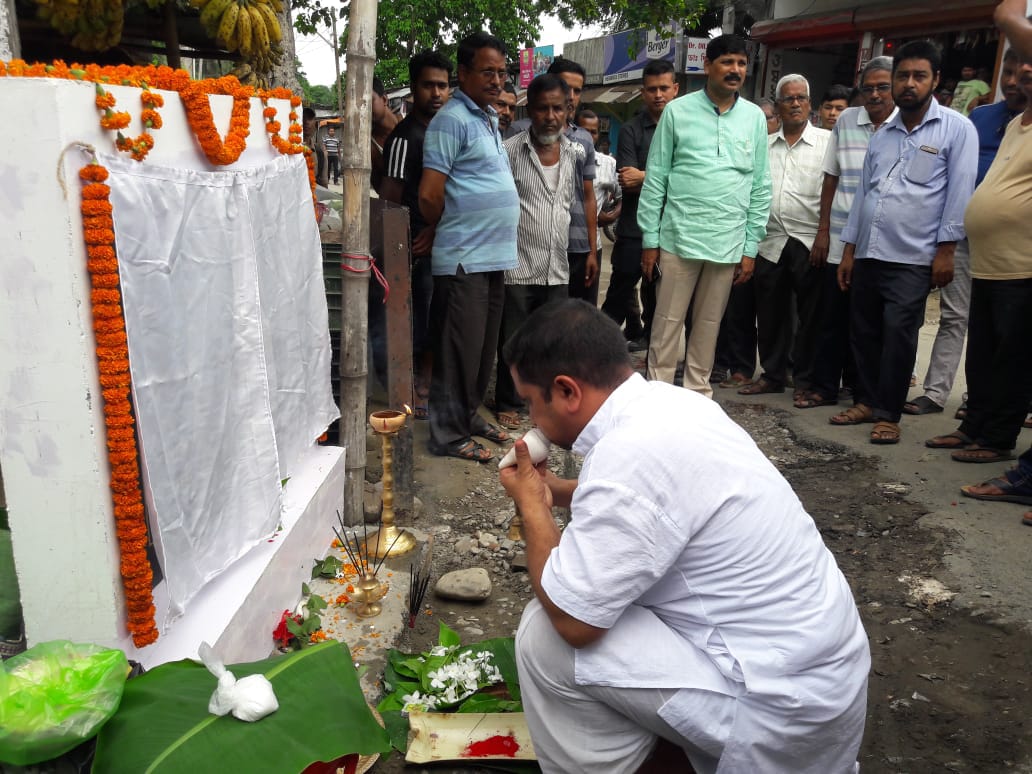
{"left": 603, "top": 25, "right": 676, "bottom": 84}
{"left": 519, "top": 45, "right": 554, "bottom": 88}
{"left": 683, "top": 36, "right": 709, "bottom": 74}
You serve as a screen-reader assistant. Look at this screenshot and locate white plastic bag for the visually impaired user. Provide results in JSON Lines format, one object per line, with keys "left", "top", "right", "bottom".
{"left": 197, "top": 642, "right": 278, "bottom": 722}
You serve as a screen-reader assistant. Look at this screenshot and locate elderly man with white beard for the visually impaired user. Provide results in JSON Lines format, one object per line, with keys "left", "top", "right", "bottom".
{"left": 493, "top": 74, "right": 584, "bottom": 431}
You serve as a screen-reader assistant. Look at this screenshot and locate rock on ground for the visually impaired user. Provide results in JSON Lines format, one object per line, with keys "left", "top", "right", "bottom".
{"left": 435, "top": 567, "right": 492, "bottom": 601}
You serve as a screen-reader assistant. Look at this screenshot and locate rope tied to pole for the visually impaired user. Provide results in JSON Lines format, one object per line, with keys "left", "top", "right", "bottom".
{"left": 341, "top": 252, "right": 389, "bottom": 301}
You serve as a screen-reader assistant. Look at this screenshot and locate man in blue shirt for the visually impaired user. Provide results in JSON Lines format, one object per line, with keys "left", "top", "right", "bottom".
{"left": 836, "top": 40, "right": 978, "bottom": 445}
{"left": 904, "top": 47, "right": 1027, "bottom": 418}
{"left": 419, "top": 31, "right": 520, "bottom": 462}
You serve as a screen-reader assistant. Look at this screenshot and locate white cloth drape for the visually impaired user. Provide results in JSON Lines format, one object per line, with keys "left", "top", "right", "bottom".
{"left": 104, "top": 152, "right": 339, "bottom": 621}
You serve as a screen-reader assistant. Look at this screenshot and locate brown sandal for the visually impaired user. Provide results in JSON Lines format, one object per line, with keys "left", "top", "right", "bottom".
{"left": 870, "top": 420, "right": 900, "bottom": 445}
{"left": 950, "top": 446, "right": 1014, "bottom": 464}
{"left": 496, "top": 410, "right": 523, "bottom": 430}
{"left": 829, "top": 404, "right": 874, "bottom": 425}
{"left": 925, "top": 430, "right": 974, "bottom": 449}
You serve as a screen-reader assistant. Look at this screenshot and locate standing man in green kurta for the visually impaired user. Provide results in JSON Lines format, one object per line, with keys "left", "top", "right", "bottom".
{"left": 639, "top": 34, "right": 771, "bottom": 397}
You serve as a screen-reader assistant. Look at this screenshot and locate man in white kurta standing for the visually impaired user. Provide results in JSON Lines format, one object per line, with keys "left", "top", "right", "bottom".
{"left": 500, "top": 299, "right": 870, "bottom": 774}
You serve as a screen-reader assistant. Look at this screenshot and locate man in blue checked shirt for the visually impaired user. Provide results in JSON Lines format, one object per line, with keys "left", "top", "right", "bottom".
{"left": 836, "top": 39, "right": 978, "bottom": 446}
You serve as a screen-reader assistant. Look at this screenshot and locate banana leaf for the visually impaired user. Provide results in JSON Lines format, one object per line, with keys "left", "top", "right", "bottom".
{"left": 92, "top": 642, "right": 391, "bottom": 773}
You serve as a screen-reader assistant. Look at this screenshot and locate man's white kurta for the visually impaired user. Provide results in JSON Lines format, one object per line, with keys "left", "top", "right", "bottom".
{"left": 540, "top": 373, "right": 870, "bottom": 771}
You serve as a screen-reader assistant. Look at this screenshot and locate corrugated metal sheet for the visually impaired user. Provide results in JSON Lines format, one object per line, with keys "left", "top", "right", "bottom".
{"left": 562, "top": 37, "right": 607, "bottom": 83}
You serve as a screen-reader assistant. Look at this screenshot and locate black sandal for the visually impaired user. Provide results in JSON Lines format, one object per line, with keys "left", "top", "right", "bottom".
{"left": 473, "top": 423, "right": 511, "bottom": 444}
{"left": 431, "top": 438, "right": 493, "bottom": 462}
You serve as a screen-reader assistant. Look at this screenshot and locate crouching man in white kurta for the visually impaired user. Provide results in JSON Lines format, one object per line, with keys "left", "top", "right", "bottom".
{"left": 499, "top": 299, "right": 870, "bottom": 774}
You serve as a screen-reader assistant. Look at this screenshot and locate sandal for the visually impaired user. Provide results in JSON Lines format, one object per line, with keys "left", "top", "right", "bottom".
{"left": 925, "top": 430, "right": 974, "bottom": 449}
{"left": 1024, "top": 414, "right": 1032, "bottom": 429}
{"left": 720, "top": 372, "right": 752, "bottom": 389}
{"left": 738, "top": 377, "right": 785, "bottom": 395}
{"left": 473, "top": 423, "right": 511, "bottom": 444}
{"left": 496, "top": 410, "right": 524, "bottom": 430}
{"left": 413, "top": 387, "right": 430, "bottom": 421}
{"left": 950, "top": 445, "right": 1014, "bottom": 464}
{"left": 793, "top": 391, "right": 837, "bottom": 409}
{"left": 1023, "top": 512, "right": 1032, "bottom": 527}
{"left": 829, "top": 404, "right": 874, "bottom": 425}
{"left": 961, "top": 476, "right": 1032, "bottom": 505}
{"left": 903, "top": 396, "right": 944, "bottom": 415}
{"left": 870, "top": 420, "right": 900, "bottom": 445}
{"left": 431, "top": 438, "right": 493, "bottom": 462}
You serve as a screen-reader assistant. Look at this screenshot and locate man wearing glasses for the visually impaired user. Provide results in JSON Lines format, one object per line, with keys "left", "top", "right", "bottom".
{"left": 803, "top": 57, "right": 897, "bottom": 412}
{"left": 739, "top": 75, "right": 830, "bottom": 401}
{"left": 419, "top": 31, "right": 520, "bottom": 462}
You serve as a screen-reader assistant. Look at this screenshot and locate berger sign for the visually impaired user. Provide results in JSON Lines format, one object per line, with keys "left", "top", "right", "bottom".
{"left": 603, "top": 25, "right": 677, "bottom": 84}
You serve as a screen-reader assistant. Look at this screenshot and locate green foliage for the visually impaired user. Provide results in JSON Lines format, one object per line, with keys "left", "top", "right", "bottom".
{"left": 376, "top": 622, "right": 522, "bottom": 753}
{"left": 311, "top": 554, "right": 343, "bottom": 579}
{"left": 92, "top": 642, "right": 392, "bottom": 773}
{"left": 289, "top": 0, "right": 709, "bottom": 90}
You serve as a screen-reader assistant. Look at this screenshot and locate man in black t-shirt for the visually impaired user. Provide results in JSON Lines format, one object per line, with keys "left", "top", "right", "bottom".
{"left": 600, "top": 60, "right": 678, "bottom": 349}
{"left": 381, "top": 50, "right": 453, "bottom": 418}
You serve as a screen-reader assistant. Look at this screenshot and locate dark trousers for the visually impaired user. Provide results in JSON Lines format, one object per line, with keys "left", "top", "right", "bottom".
{"left": 327, "top": 154, "right": 340, "bottom": 183}
{"left": 429, "top": 269, "right": 505, "bottom": 449}
{"left": 568, "top": 251, "right": 599, "bottom": 305}
{"left": 496, "top": 284, "right": 568, "bottom": 412}
{"left": 368, "top": 261, "right": 388, "bottom": 389}
{"left": 601, "top": 238, "right": 645, "bottom": 338}
{"left": 714, "top": 280, "right": 757, "bottom": 377}
{"left": 958, "top": 277, "right": 1032, "bottom": 450}
{"left": 412, "top": 255, "right": 434, "bottom": 359}
{"left": 753, "top": 238, "right": 822, "bottom": 389}
{"left": 849, "top": 259, "right": 930, "bottom": 423}
{"left": 811, "top": 262, "right": 856, "bottom": 400}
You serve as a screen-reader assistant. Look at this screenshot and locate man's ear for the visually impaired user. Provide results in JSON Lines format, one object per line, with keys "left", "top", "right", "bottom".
{"left": 552, "top": 375, "right": 582, "bottom": 410}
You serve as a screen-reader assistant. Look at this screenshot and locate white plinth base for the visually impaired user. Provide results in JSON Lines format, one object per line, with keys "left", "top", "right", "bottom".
{"left": 123, "top": 444, "right": 345, "bottom": 668}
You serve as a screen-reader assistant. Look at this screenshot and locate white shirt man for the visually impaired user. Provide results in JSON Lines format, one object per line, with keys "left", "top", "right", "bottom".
{"left": 500, "top": 300, "right": 870, "bottom": 774}
{"left": 740, "top": 75, "right": 830, "bottom": 399}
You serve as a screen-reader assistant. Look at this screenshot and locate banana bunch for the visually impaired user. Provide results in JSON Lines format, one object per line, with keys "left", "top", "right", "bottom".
{"left": 35, "top": 0, "right": 124, "bottom": 51}
{"left": 193, "top": 0, "right": 283, "bottom": 67}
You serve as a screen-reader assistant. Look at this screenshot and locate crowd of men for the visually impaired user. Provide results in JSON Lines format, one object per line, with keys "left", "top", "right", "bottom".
{"left": 351, "top": 9, "right": 1032, "bottom": 770}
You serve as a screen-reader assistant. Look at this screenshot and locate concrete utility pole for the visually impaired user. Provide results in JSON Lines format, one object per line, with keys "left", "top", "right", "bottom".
{"left": 1, "top": 0, "right": 21, "bottom": 61}
{"left": 339, "top": 0, "right": 376, "bottom": 523}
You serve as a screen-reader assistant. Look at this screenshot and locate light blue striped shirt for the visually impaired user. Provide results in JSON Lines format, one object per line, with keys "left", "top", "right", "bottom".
{"left": 423, "top": 89, "right": 519, "bottom": 275}
{"left": 822, "top": 105, "right": 897, "bottom": 264}
{"left": 841, "top": 97, "right": 978, "bottom": 266}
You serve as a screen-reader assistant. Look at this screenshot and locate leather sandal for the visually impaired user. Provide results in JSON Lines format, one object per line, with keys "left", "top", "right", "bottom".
{"left": 793, "top": 391, "right": 837, "bottom": 409}
{"left": 903, "top": 396, "right": 944, "bottom": 415}
{"left": 829, "top": 404, "right": 874, "bottom": 425}
{"left": 870, "top": 420, "right": 900, "bottom": 445}
{"left": 925, "top": 431, "right": 974, "bottom": 449}
{"left": 431, "top": 438, "right": 493, "bottom": 462}
{"left": 720, "top": 372, "right": 752, "bottom": 388}
{"left": 950, "top": 445, "right": 1015, "bottom": 464}
{"left": 738, "top": 377, "right": 785, "bottom": 395}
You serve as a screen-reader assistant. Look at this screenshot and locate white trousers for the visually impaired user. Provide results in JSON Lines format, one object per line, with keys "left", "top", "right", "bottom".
{"left": 921, "top": 238, "right": 971, "bottom": 406}
{"left": 646, "top": 252, "right": 736, "bottom": 398}
{"left": 516, "top": 600, "right": 729, "bottom": 774}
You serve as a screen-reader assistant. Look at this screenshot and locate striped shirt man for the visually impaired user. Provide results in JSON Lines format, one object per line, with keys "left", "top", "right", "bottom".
{"left": 821, "top": 105, "right": 897, "bottom": 264}
{"left": 423, "top": 88, "right": 519, "bottom": 275}
{"left": 503, "top": 130, "right": 582, "bottom": 285}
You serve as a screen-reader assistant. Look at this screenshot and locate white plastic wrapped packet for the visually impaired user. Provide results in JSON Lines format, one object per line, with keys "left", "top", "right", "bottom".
{"left": 197, "top": 642, "right": 279, "bottom": 722}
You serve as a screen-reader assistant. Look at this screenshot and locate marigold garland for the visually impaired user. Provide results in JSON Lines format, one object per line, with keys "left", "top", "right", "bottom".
{"left": 2, "top": 61, "right": 323, "bottom": 645}
{"left": 74, "top": 162, "right": 159, "bottom": 648}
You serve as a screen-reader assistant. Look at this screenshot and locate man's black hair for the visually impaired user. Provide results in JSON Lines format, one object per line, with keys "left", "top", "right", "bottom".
{"left": 502, "top": 300, "right": 632, "bottom": 400}
{"left": 643, "top": 59, "right": 676, "bottom": 78}
{"left": 526, "top": 73, "right": 570, "bottom": 107}
{"left": 302, "top": 106, "right": 316, "bottom": 121}
{"left": 408, "top": 50, "right": 453, "bottom": 86}
{"left": 502, "top": 81, "right": 518, "bottom": 97}
{"left": 821, "top": 84, "right": 852, "bottom": 104}
{"left": 705, "top": 34, "right": 748, "bottom": 62}
{"left": 893, "top": 40, "right": 943, "bottom": 75}
{"left": 577, "top": 108, "right": 598, "bottom": 122}
{"left": 373, "top": 75, "right": 386, "bottom": 97}
{"left": 547, "top": 56, "right": 586, "bottom": 79}
{"left": 457, "top": 31, "right": 507, "bottom": 69}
